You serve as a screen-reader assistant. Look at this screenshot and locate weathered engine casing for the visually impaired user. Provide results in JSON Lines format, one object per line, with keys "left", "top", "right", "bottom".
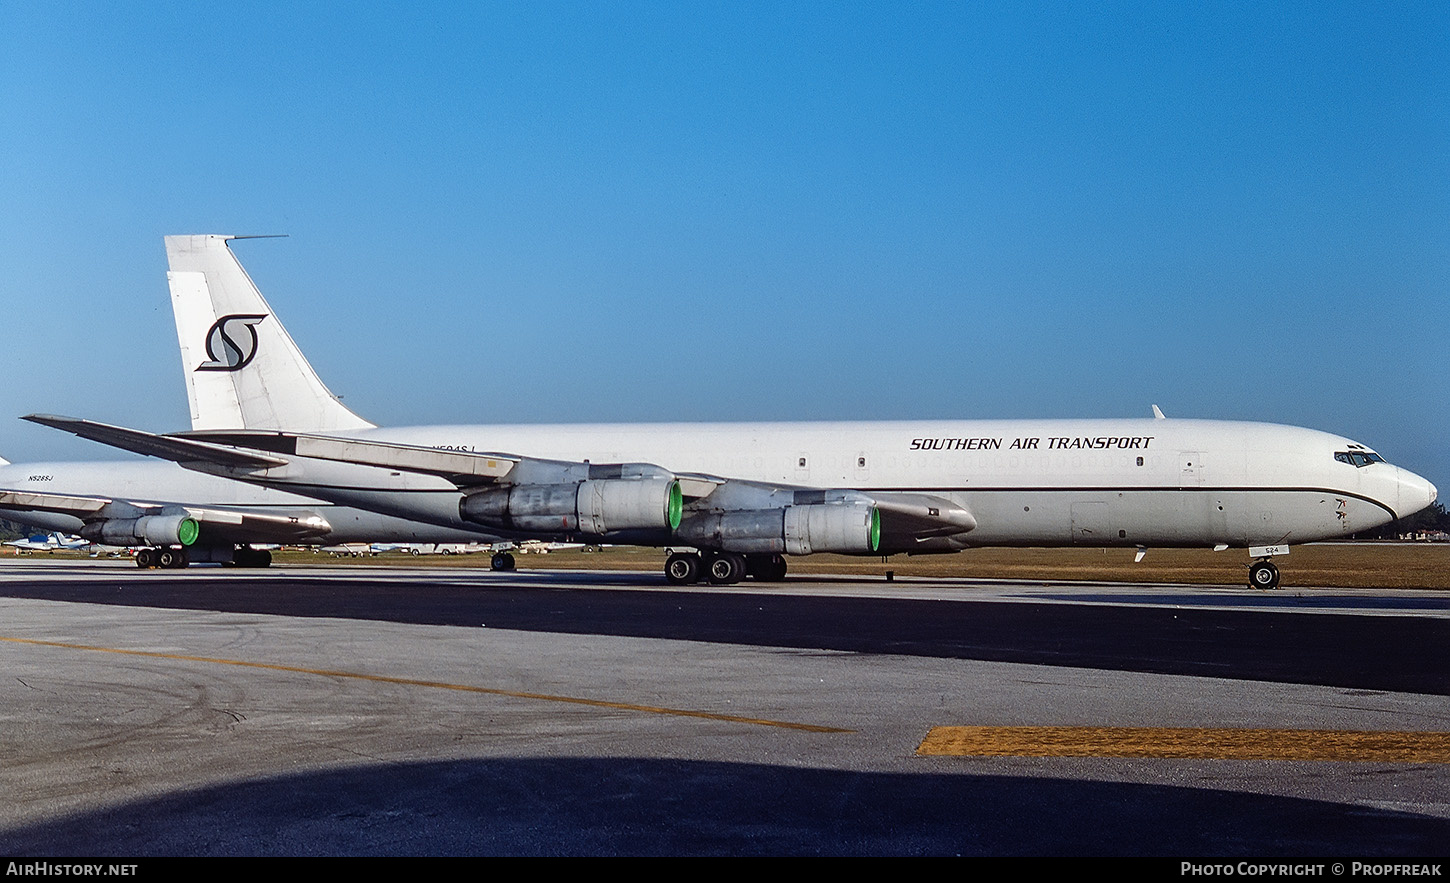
{"left": 575, "top": 477, "right": 682, "bottom": 534}
{"left": 463, "top": 483, "right": 577, "bottom": 532}
{"left": 82, "top": 514, "right": 199, "bottom": 547}
{"left": 676, "top": 503, "right": 879, "bottom": 555}
{"left": 461, "top": 478, "right": 681, "bottom": 535}
{"left": 675, "top": 509, "right": 787, "bottom": 553}
{"left": 785, "top": 503, "right": 879, "bottom": 554}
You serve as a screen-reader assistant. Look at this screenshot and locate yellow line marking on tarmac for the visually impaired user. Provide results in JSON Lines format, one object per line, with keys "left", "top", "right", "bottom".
{"left": 917, "top": 726, "right": 1450, "bottom": 762}
{"left": 0, "top": 636, "right": 852, "bottom": 733}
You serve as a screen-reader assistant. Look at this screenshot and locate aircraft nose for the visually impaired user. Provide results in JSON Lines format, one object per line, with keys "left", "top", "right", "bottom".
{"left": 1395, "top": 467, "right": 1437, "bottom": 520}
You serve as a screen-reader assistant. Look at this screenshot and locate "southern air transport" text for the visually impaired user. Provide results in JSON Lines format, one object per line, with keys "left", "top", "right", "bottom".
{"left": 909, "top": 436, "right": 1155, "bottom": 451}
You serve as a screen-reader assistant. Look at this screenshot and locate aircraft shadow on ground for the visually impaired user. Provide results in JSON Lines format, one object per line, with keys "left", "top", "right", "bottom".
{"left": 1, "top": 757, "right": 1446, "bottom": 856}
{"left": 4, "top": 574, "right": 1448, "bottom": 695}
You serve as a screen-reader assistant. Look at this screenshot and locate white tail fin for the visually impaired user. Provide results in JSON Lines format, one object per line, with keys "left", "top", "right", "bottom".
{"left": 167, "top": 235, "right": 374, "bottom": 432}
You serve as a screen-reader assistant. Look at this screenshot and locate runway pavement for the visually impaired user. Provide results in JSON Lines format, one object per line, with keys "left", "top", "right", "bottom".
{"left": 0, "top": 558, "right": 1446, "bottom": 856}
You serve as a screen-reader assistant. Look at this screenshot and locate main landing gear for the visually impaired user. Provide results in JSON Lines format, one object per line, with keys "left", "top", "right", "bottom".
{"left": 1248, "top": 559, "right": 1281, "bottom": 590}
{"left": 490, "top": 551, "right": 516, "bottom": 572}
{"left": 133, "top": 545, "right": 273, "bottom": 569}
{"left": 135, "top": 546, "right": 188, "bottom": 569}
{"left": 665, "top": 551, "right": 787, "bottom": 586}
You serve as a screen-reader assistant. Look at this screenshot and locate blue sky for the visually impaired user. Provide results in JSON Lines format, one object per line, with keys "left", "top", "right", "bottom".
{"left": 1, "top": 2, "right": 1446, "bottom": 488}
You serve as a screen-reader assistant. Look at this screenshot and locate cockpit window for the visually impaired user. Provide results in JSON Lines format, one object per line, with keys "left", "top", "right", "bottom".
{"left": 1335, "top": 451, "right": 1385, "bottom": 467}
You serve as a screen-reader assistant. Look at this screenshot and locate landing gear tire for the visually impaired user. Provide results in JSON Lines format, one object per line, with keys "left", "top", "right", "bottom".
{"left": 665, "top": 552, "right": 702, "bottom": 585}
{"left": 706, "top": 552, "right": 746, "bottom": 585}
{"left": 158, "top": 548, "right": 188, "bottom": 569}
{"left": 746, "top": 553, "right": 788, "bottom": 582}
{"left": 491, "top": 551, "right": 516, "bottom": 572}
{"left": 1248, "top": 560, "right": 1280, "bottom": 590}
{"left": 135, "top": 548, "right": 157, "bottom": 569}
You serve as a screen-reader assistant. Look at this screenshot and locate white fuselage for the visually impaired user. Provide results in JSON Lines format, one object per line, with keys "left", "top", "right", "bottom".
{"left": 233, "top": 417, "right": 1437, "bottom": 551}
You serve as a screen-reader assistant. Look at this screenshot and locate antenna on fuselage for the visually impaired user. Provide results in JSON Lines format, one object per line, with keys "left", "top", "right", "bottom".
{"left": 1151, "top": 404, "right": 1166, "bottom": 420}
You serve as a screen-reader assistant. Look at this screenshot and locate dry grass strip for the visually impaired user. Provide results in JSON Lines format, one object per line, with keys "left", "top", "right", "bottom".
{"left": 917, "top": 726, "right": 1450, "bottom": 762}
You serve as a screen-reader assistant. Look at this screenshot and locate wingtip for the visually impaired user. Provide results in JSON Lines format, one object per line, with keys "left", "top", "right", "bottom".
{"left": 22, "top": 413, "right": 75, "bottom": 429}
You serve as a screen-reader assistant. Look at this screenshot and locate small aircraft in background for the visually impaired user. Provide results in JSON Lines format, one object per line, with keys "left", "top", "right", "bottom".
{"left": 4, "top": 532, "right": 90, "bottom": 553}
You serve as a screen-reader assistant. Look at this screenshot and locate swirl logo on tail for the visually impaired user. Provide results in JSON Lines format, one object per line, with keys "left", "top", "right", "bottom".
{"left": 197, "top": 314, "right": 268, "bottom": 372}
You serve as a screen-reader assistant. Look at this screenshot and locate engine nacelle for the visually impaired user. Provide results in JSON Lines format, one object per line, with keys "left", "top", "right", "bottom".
{"left": 81, "top": 514, "right": 200, "bottom": 547}
{"left": 461, "top": 478, "right": 683, "bottom": 535}
{"left": 675, "top": 503, "right": 880, "bottom": 555}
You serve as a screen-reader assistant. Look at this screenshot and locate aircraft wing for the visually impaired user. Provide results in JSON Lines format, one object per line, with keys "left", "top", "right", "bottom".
{"left": 25, "top": 415, "right": 516, "bottom": 485}
{"left": 180, "top": 429, "right": 520, "bottom": 485}
{"left": 24, "top": 414, "right": 287, "bottom": 470}
{"left": 25, "top": 416, "right": 976, "bottom": 553}
{"left": 0, "top": 488, "right": 333, "bottom": 545}
{"left": 0, "top": 490, "right": 110, "bottom": 517}
{"left": 189, "top": 432, "right": 975, "bottom": 539}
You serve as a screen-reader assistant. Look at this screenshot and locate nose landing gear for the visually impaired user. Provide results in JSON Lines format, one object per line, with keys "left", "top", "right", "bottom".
{"left": 1248, "top": 559, "right": 1280, "bottom": 590}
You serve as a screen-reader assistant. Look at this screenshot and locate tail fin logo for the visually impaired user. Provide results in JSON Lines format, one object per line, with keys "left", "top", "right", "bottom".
{"left": 197, "top": 314, "right": 268, "bottom": 372}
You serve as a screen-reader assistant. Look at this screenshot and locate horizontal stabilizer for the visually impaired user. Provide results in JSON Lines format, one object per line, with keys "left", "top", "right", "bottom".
{"left": 23, "top": 414, "right": 288, "bottom": 470}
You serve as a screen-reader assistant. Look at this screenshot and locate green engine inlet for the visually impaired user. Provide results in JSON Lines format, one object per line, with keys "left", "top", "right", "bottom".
{"left": 177, "top": 517, "right": 200, "bottom": 547}
{"left": 667, "top": 481, "right": 683, "bottom": 531}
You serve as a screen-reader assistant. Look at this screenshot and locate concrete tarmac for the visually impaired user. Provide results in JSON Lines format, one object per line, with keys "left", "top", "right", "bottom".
{"left": 0, "top": 558, "right": 1446, "bottom": 856}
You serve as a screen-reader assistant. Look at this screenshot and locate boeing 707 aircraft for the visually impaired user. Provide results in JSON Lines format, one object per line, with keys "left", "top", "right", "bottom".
{"left": 29, "top": 235, "right": 1438, "bottom": 588}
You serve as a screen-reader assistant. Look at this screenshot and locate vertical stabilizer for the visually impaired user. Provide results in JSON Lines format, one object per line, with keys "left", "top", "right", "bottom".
{"left": 167, "top": 235, "right": 375, "bottom": 432}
